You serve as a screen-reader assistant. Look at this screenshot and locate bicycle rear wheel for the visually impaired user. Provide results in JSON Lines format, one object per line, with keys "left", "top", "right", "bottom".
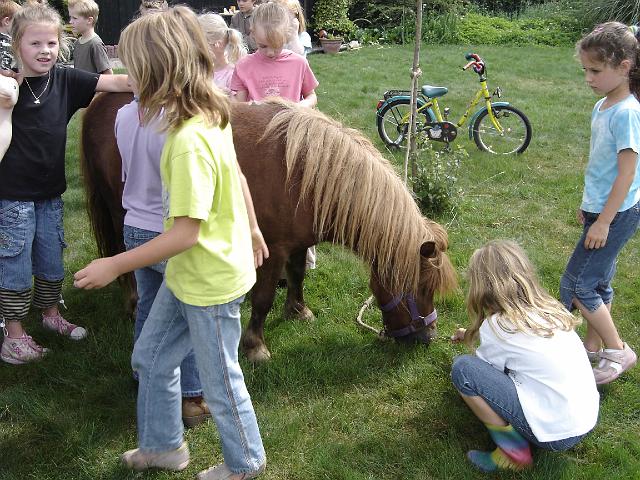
{"left": 472, "top": 105, "right": 531, "bottom": 154}
{"left": 377, "top": 98, "right": 434, "bottom": 148}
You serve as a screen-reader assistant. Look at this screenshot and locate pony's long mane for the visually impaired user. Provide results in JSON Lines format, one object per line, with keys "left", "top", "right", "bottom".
{"left": 263, "top": 101, "right": 448, "bottom": 295}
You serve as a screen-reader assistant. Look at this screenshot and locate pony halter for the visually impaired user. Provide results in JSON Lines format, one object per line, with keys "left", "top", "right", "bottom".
{"left": 379, "top": 293, "right": 437, "bottom": 338}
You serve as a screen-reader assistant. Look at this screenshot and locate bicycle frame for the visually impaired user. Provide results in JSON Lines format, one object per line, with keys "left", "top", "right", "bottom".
{"left": 400, "top": 79, "right": 505, "bottom": 136}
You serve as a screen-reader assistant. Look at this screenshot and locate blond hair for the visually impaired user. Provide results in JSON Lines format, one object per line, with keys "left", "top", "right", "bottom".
{"left": 10, "top": 4, "right": 70, "bottom": 63}
{"left": 119, "top": 5, "right": 229, "bottom": 132}
{"left": 67, "top": 0, "right": 99, "bottom": 23}
{"left": 251, "top": 2, "right": 289, "bottom": 49}
{"left": 273, "top": 0, "right": 305, "bottom": 33}
{"left": 198, "top": 13, "right": 247, "bottom": 65}
{"left": 465, "top": 240, "right": 579, "bottom": 345}
{"left": 0, "top": 0, "right": 21, "bottom": 20}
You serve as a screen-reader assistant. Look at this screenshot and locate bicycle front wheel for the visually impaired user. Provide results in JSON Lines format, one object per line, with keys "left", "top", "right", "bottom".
{"left": 472, "top": 105, "right": 532, "bottom": 154}
{"left": 377, "top": 98, "right": 434, "bottom": 148}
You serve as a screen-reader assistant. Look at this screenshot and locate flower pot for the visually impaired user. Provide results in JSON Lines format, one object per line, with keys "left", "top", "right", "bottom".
{"left": 320, "top": 38, "right": 343, "bottom": 54}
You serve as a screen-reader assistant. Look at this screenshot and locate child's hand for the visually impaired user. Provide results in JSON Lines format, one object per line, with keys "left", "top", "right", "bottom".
{"left": 251, "top": 227, "right": 269, "bottom": 268}
{"left": 450, "top": 327, "right": 467, "bottom": 343}
{"left": 73, "top": 258, "right": 120, "bottom": 289}
{"left": 0, "top": 75, "right": 19, "bottom": 108}
{"left": 0, "top": 68, "right": 23, "bottom": 86}
{"left": 576, "top": 208, "right": 585, "bottom": 225}
{"left": 584, "top": 220, "right": 609, "bottom": 249}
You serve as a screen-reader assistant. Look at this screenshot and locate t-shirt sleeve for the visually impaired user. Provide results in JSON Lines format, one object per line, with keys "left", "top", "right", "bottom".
{"left": 301, "top": 60, "right": 319, "bottom": 96}
{"left": 475, "top": 321, "right": 509, "bottom": 373}
{"left": 166, "top": 141, "right": 216, "bottom": 222}
{"left": 612, "top": 106, "right": 640, "bottom": 154}
{"left": 230, "top": 64, "right": 246, "bottom": 93}
{"left": 90, "top": 39, "right": 112, "bottom": 73}
{"left": 65, "top": 66, "right": 100, "bottom": 111}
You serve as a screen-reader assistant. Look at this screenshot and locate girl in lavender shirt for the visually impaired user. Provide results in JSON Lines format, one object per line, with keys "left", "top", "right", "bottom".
{"left": 198, "top": 13, "right": 246, "bottom": 95}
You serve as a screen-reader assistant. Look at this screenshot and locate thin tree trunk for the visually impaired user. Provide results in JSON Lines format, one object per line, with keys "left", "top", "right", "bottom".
{"left": 403, "top": 0, "right": 423, "bottom": 186}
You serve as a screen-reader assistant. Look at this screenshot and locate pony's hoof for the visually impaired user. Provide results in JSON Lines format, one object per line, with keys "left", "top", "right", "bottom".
{"left": 245, "top": 345, "right": 272, "bottom": 363}
{"left": 285, "top": 305, "right": 315, "bottom": 322}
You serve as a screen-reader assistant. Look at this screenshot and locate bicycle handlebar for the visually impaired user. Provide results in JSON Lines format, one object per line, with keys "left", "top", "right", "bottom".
{"left": 462, "top": 53, "right": 485, "bottom": 75}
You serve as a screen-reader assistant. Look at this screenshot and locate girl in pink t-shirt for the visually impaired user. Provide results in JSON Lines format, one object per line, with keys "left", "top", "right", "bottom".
{"left": 198, "top": 13, "right": 247, "bottom": 95}
{"left": 230, "top": 2, "right": 318, "bottom": 107}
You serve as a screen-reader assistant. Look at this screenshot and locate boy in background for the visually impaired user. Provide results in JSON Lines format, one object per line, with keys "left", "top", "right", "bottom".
{"left": 68, "top": 0, "right": 112, "bottom": 74}
{"left": 230, "top": 0, "right": 257, "bottom": 53}
{"left": 0, "top": 0, "right": 20, "bottom": 71}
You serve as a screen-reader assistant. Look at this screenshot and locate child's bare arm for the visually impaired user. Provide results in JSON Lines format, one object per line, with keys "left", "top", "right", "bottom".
{"left": 299, "top": 90, "right": 317, "bottom": 108}
{"left": 233, "top": 90, "right": 248, "bottom": 102}
{"left": 236, "top": 162, "right": 269, "bottom": 267}
{"left": 96, "top": 74, "right": 132, "bottom": 92}
{"left": 584, "top": 148, "right": 637, "bottom": 249}
{"left": 0, "top": 76, "right": 19, "bottom": 161}
{"left": 74, "top": 216, "right": 201, "bottom": 289}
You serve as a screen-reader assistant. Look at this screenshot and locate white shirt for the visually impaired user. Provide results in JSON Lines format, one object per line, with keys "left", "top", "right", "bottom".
{"left": 476, "top": 313, "right": 599, "bottom": 442}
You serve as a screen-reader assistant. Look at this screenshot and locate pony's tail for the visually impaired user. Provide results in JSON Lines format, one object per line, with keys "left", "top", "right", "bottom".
{"left": 226, "top": 28, "right": 247, "bottom": 65}
{"left": 80, "top": 94, "right": 127, "bottom": 260}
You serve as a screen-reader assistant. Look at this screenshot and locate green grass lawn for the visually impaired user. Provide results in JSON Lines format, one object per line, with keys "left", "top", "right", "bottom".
{"left": 1, "top": 44, "right": 639, "bottom": 479}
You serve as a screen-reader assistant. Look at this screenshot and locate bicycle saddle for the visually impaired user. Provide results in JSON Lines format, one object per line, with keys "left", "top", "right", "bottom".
{"left": 421, "top": 85, "right": 448, "bottom": 98}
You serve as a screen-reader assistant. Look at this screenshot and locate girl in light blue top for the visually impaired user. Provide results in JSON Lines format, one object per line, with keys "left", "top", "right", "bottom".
{"left": 560, "top": 22, "right": 640, "bottom": 385}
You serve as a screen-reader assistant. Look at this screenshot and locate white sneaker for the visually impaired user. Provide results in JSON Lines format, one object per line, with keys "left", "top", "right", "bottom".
{"left": 120, "top": 442, "right": 190, "bottom": 471}
{"left": 197, "top": 462, "right": 265, "bottom": 480}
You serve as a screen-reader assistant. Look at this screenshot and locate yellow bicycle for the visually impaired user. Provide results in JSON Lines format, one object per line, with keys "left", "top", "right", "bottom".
{"left": 376, "top": 53, "right": 532, "bottom": 154}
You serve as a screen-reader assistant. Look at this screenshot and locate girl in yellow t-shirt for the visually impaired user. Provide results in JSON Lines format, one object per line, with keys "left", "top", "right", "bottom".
{"left": 74, "top": 7, "right": 266, "bottom": 479}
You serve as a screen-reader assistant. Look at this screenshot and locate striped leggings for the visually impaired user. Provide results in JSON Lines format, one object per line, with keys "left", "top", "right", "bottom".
{"left": 0, "top": 277, "right": 63, "bottom": 323}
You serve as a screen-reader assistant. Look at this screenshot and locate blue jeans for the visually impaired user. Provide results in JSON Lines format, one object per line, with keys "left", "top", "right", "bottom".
{"left": 123, "top": 225, "right": 202, "bottom": 397}
{"left": 560, "top": 202, "right": 640, "bottom": 312}
{"left": 451, "top": 355, "right": 588, "bottom": 451}
{"left": 0, "top": 197, "right": 66, "bottom": 291}
{"left": 131, "top": 283, "right": 265, "bottom": 473}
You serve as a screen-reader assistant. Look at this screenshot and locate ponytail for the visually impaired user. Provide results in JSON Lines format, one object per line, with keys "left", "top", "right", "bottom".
{"left": 225, "top": 28, "right": 247, "bottom": 65}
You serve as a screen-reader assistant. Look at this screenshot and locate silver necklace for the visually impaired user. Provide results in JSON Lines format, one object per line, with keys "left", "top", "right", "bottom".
{"left": 23, "top": 70, "right": 50, "bottom": 104}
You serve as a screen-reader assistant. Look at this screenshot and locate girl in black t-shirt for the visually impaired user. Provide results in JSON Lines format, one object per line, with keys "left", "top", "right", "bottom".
{"left": 0, "top": 3, "right": 131, "bottom": 365}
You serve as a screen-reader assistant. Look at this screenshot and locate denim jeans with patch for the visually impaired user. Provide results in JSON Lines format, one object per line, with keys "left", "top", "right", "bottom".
{"left": 131, "top": 283, "right": 265, "bottom": 473}
{"left": 0, "top": 197, "right": 66, "bottom": 291}
{"left": 451, "top": 354, "right": 589, "bottom": 451}
{"left": 560, "top": 201, "right": 640, "bottom": 312}
{"left": 123, "top": 225, "right": 202, "bottom": 398}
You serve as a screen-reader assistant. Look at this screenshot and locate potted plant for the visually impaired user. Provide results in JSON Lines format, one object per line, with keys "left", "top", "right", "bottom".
{"left": 317, "top": 30, "right": 343, "bottom": 54}
{"left": 313, "top": 0, "right": 354, "bottom": 54}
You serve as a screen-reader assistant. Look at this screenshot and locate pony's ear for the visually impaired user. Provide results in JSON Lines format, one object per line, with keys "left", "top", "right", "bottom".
{"left": 420, "top": 241, "right": 437, "bottom": 258}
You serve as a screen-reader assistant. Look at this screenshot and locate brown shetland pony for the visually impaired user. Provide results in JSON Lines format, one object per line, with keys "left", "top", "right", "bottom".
{"left": 81, "top": 93, "right": 457, "bottom": 362}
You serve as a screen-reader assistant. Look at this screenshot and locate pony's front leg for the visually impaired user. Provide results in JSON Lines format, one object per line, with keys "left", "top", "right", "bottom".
{"left": 242, "top": 254, "right": 285, "bottom": 363}
{"left": 284, "top": 248, "right": 314, "bottom": 321}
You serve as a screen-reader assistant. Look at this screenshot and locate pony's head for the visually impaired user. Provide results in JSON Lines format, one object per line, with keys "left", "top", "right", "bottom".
{"left": 369, "top": 220, "right": 457, "bottom": 344}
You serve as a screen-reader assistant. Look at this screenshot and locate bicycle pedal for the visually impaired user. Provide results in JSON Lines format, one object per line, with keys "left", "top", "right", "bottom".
{"left": 425, "top": 122, "right": 457, "bottom": 143}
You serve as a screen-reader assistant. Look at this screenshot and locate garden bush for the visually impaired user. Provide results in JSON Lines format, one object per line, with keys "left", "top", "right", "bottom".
{"left": 355, "top": 4, "right": 585, "bottom": 47}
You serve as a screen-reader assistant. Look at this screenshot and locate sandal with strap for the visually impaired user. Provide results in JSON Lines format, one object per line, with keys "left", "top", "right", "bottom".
{"left": 593, "top": 343, "right": 637, "bottom": 385}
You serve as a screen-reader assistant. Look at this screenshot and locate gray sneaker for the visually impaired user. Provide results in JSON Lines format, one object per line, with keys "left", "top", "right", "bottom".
{"left": 120, "top": 442, "right": 189, "bottom": 471}
{"left": 593, "top": 343, "right": 637, "bottom": 385}
{"left": 197, "top": 462, "right": 266, "bottom": 480}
